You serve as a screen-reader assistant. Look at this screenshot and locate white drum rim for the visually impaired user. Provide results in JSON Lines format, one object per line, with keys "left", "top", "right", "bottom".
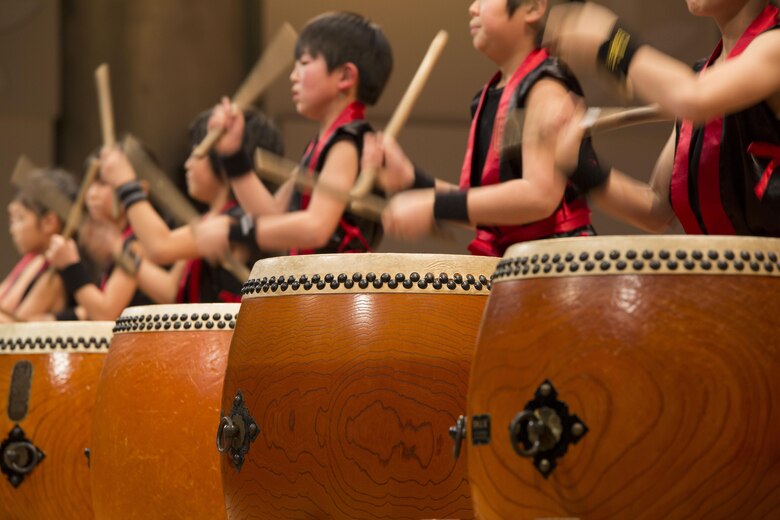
{"left": 0, "top": 321, "right": 114, "bottom": 354}
{"left": 243, "top": 253, "right": 499, "bottom": 299}
{"left": 114, "top": 303, "right": 240, "bottom": 335}
{"left": 494, "top": 235, "right": 780, "bottom": 282}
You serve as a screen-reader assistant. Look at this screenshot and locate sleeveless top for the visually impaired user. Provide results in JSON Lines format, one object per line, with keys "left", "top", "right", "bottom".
{"left": 460, "top": 48, "right": 593, "bottom": 256}
{"left": 671, "top": 4, "right": 780, "bottom": 236}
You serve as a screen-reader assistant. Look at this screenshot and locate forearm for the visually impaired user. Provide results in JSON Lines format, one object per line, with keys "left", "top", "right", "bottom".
{"left": 591, "top": 169, "right": 675, "bottom": 233}
{"left": 255, "top": 212, "right": 335, "bottom": 252}
{"left": 136, "top": 261, "right": 182, "bottom": 304}
{"left": 230, "top": 175, "right": 281, "bottom": 217}
{"left": 465, "top": 179, "right": 565, "bottom": 226}
{"left": 126, "top": 201, "right": 177, "bottom": 261}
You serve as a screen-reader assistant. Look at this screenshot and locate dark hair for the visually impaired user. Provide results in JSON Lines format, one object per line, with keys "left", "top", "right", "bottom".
{"left": 295, "top": 12, "right": 393, "bottom": 106}
{"left": 507, "top": 0, "right": 524, "bottom": 16}
{"left": 14, "top": 168, "right": 78, "bottom": 224}
{"left": 189, "top": 107, "right": 284, "bottom": 179}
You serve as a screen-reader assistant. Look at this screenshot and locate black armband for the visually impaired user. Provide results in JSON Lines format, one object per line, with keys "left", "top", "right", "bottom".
{"left": 228, "top": 214, "right": 257, "bottom": 246}
{"left": 59, "top": 261, "right": 92, "bottom": 295}
{"left": 570, "top": 138, "right": 611, "bottom": 194}
{"left": 220, "top": 149, "right": 254, "bottom": 179}
{"left": 433, "top": 190, "right": 470, "bottom": 223}
{"left": 55, "top": 307, "right": 79, "bottom": 321}
{"left": 116, "top": 181, "right": 148, "bottom": 210}
{"left": 597, "top": 21, "right": 644, "bottom": 80}
{"left": 114, "top": 247, "right": 142, "bottom": 277}
{"left": 411, "top": 165, "right": 436, "bottom": 190}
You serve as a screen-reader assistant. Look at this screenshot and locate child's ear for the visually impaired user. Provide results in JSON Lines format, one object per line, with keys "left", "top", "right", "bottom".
{"left": 338, "top": 62, "right": 359, "bottom": 92}
{"left": 524, "top": 0, "right": 547, "bottom": 25}
{"left": 40, "top": 211, "right": 62, "bottom": 235}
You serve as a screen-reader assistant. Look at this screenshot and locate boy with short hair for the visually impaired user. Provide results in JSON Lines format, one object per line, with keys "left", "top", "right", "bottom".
{"left": 544, "top": 0, "right": 780, "bottom": 235}
{"left": 365, "top": 0, "right": 599, "bottom": 256}
{"left": 196, "top": 11, "right": 393, "bottom": 256}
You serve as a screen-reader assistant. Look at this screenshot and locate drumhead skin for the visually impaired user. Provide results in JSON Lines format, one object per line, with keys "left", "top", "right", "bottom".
{"left": 220, "top": 254, "right": 498, "bottom": 520}
{"left": 0, "top": 321, "right": 113, "bottom": 519}
{"left": 89, "top": 304, "right": 238, "bottom": 520}
{"left": 468, "top": 236, "right": 780, "bottom": 519}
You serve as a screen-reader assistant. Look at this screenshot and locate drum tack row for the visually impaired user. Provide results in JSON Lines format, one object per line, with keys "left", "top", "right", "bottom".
{"left": 1, "top": 236, "right": 779, "bottom": 519}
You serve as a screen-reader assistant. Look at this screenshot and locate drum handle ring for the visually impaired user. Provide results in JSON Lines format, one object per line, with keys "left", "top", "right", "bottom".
{"left": 216, "top": 416, "right": 238, "bottom": 453}
{"left": 3, "top": 442, "right": 41, "bottom": 475}
{"left": 509, "top": 410, "right": 544, "bottom": 458}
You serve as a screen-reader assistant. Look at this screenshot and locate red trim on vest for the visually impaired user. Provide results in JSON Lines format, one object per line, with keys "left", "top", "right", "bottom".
{"left": 749, "top": 142, "right": 780, "bottom": 200}
{"left": 0, "top": 253, "right": 39, "bottom": 301}
{"left": 459, "top": 48, "right": 591, "bottom": 256}
{"left": 671, "top": 4, "right": 779, "bottom": 234}
{"left": 290, "top": 101, "right": 367, "bottom": 256}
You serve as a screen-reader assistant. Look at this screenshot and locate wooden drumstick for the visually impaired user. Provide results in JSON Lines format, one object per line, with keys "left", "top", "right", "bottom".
{"left": 61, "top": 159, "right": 100, "bottom": 240}
{"left": 95, "top": 64, "right": 116, "bottom": 148}
{"left": 582, "top": 104, "right": 669, "bottom": 135}
{"left": 122, "top": 135, "right": 251, "bottom": 283}
{"left": 254, "top": 149, "right": 386, "bottom": 220}
{"left": 192, "top": 23, "right": 297, "bottom": 158}
{"left": 349, "top": 30, "right": 449, "bottom": 200}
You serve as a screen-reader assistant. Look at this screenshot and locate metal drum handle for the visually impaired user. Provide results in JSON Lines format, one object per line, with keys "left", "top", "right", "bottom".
{"left": 3, "top": 441, "right": 41, "bottom": 475}
{"left": 509, "top": 407, "right": 562, "bottom": 458}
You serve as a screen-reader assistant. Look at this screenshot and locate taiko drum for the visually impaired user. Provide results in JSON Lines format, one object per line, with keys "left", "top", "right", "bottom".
{"left": 217, "top": 254, "right": 498, "bottom": 519}
{"left": 0, "top": 321, "right": 113, "bottom": 519}
{"left": 467, "top": 236, "right": 780, "bottom": 519}
{"left": 89, "top": 303, "right": 239, "bottom": 519}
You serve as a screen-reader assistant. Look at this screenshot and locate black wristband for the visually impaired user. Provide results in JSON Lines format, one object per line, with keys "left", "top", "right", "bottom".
{"left": 411, "top": 165, "right": 436, "bottom": 190}
{"left": 228, "top": 214, "right": 257, "bottom": 246}
{"left": 570, "top": 138, "right": 611, "bottom": 194}
{"left": 220, "top": 149, "right": 253, "bottom": 179}
{"left": 59, "top": 261, "right": 92, "bottom": 295}
{"left": 597, "top": 21, "right": 644, "bottom": 80}
{"left": 55, "top": 307, "right": 79, "bottom": 321}
{"left": 116, "top": 181, "right": 148, "bottom": 210}
{"left": 433, "top": 190, "right": 470, "bottom": 223}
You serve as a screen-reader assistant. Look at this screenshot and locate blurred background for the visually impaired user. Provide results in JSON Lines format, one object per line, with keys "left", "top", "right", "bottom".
{"left": 0, "top": 0, "right": 718, "bottom": 273}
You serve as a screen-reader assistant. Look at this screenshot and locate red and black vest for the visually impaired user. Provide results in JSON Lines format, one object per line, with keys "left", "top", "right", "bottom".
{"left": 289, "top": 102, "right": 382, "bottom": 255}
{"left": 460, "top": 48, "right": 593, "bottom": 257}
{"left": 671, "top": 4, "right": 780, "bottom": 236}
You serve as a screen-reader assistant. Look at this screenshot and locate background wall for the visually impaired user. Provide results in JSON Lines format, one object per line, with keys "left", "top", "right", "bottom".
{"left": 1, "top": 0, "right": 719, "bottom": 273}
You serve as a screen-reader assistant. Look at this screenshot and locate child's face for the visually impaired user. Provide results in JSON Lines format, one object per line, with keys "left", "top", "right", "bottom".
{"left": 290, "top": 52, "right": 343, "bottom": 120}
{"left": 86, "top": 177, "right": 117, "bottom": 222}
{"left": 7, "top": 200, "right": 49, "bottom": 255}
{"left": 469, "top": 0, "right": 530, "bottom": 59}
{"left": 185, "top": 154, "right": 224, "bottom": 204}
{"left": 685, "top": 0, "right": 737, "bottom": 16}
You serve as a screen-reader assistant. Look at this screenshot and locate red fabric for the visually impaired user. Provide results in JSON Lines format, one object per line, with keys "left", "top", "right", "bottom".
{"left": 0, "top": 253, "right": 37, "bottom": 301}
{"left": 671, "top": 4, "right": 779, "bottom": 234}
{"left": 290, "top": 101, "right": 367, "bottom": 256}
{"left": 458, "top": 48, "right": 591, "bottom": 256}
{"left": 748, "top": 142, "right": 780, "bottom": 200}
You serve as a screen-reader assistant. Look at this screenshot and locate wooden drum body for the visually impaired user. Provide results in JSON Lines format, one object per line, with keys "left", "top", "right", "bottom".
{"left": 0, "top": 321, "right": 113, "bottom": 519}
{"left": 89, "top": 303, "right": 239, "bottom": 519}
{"left": 218, "top": 254, "right": 497, "bottom": 519}
{"left": 468, "top": 236, "right": 780, "bottom": 519}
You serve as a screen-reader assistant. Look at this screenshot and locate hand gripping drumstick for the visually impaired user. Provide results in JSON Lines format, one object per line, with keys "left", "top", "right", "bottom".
{"left": 191, "top": 23, "right": 297, "bottom": 158}
{"left": 123, "top": 135, "right": 251, "bottom": 283}
{"left": 349, "top": 30, "right": 449, "bottom": 201}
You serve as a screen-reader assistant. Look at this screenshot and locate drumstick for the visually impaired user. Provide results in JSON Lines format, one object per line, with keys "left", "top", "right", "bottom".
{"left": 61, "top": 159, "right": 100, "bottom": 240}
{"left": 122, "top": 135, "right": 251, "bottom": 284}
{"left": 95, "top": 64, "right": 116, "bottom": 148}
{"left": 582, "top": 104, "right": 669, "bottom": 135}
{"left": 254, "top": 149, "right": 385, "bottom": 220}
{"left": 192, "top": 23, "right": 297, "bottom": 158}
{"left": 349, "top": 30, "right": 449, "bottom": 200}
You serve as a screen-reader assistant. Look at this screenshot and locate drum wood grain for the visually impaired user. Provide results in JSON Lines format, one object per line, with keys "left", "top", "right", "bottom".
{"left": 222, "top": 293, "right": 483, "bottom": 519}
{"left": 469, "top": 275, "right": 780, "bottom": 519}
